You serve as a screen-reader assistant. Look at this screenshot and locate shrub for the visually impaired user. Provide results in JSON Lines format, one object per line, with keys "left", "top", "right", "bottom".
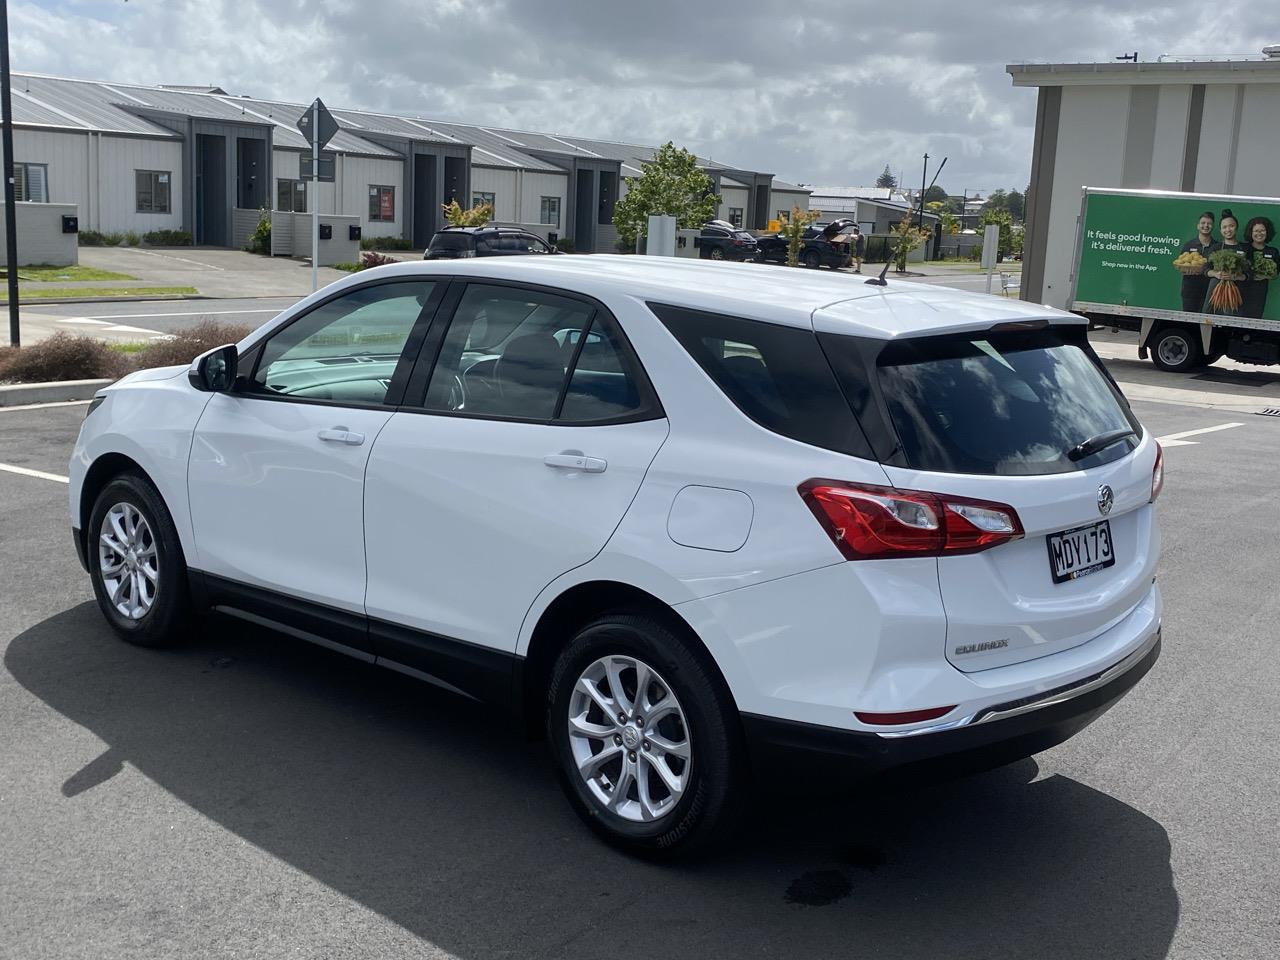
{"left": 130, "top": 320, "right": 253, "bottom": 369}
{"left": 360, "top": 250, "right": 397, "bottom": 269}
{"left": 102, "top": 232, "right": 126, "bottom": 247}
{"left": 332, "top": 262, "right": 361, "bottom": 273}
{"left": 78, "top": 230, "right": 106, "bottom": 247}
{"left": 359, "top": 236, "right": 413, "bottom": 251}
{"left": 0, "top": 333, "right": 129, "bottom": 384}
{"left": 441, "top": 199, "right": 492, "bottom": 227}
{"left": 143, "top": 229, "right": 193, "bottom": 246}
{"left": 245, "top": 209, "right": 272, "bottom": 255}
{"left": 555, "top": 237, "right": 575, "bottom": 254}
{"left": 123, "top": 231, "right": 142, "bottom": 247}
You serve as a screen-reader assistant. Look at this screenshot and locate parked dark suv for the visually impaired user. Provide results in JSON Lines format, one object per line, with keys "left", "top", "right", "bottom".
{"left": 695, "top": 220, "right": 758, "bottom": 262}
{"left": 426, "top": 226, "right": 559, "bottom": 259}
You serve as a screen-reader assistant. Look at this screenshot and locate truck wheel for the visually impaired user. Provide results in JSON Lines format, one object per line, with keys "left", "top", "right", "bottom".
{"left": 1150, "top": 326, "right": 1203, "bottom": 373}
{"left": 803, "top": 250, "right": 821, "bottom": 269}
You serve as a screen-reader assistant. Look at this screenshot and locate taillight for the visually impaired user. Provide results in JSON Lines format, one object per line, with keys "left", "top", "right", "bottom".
{"left": 855, "top": 705, "right": 957, "bottom": 725}
{"left": 1150, "top": 441, "right": 1164, "bottom": 502}
{"left": 799, "top": 479, "right": 1024, "bottom": 560}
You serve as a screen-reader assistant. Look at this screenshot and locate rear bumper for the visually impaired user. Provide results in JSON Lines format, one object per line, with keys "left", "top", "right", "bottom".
{"left": 741, "top": 626, "right": 1160, "bottom": 787}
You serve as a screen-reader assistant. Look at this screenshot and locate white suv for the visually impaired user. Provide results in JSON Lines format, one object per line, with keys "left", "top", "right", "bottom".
{"left": 70, "top": 257, "right": 1163, "bottom": 856}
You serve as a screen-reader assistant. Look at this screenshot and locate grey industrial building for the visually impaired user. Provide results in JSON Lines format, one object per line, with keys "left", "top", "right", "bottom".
{"left": 3, "top": 72, "right": 811, "bottom": 254}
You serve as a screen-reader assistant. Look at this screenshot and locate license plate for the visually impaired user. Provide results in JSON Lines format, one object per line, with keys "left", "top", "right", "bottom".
{"left": 1046, "top": 520, "right": 1115, "bottom": 584}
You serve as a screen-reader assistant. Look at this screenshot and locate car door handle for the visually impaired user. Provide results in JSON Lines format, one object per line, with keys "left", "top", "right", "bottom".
{"left": 543, "top": 453, "right": 607, "bottom": 473}
{"left": 317, "top": 428, "right": 365, "bottom": 446}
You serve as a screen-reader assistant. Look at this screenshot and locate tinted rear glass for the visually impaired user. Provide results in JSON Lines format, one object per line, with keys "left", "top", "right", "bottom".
{"left": 830, "top": 329, "right": 1140, "bottom": 476}
{"left": 648, "top": 303, "right": 871, "bottom": 459}
{"left": 429, "top": 233, "right": 474, "bottom": 252}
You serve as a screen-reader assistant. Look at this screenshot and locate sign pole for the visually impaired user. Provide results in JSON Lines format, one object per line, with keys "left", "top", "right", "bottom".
{"left": 311, "top": 100, "right": 319, "bottom": 292}
{"left": 1, "top": 0, "right": 21, "bottom": 346}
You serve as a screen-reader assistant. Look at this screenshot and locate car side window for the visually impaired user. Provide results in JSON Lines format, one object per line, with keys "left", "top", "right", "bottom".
{"left": 526, "top": 236, "right": 552, "bottom": 254}
{"left": 558, "top": 316, "right": 645, "bottom": 422}
{"left": 249, "top": 281, "right": 435, "bottom": 405}
{"left": 424, "top": 284, "right": 592, "bottom": 420}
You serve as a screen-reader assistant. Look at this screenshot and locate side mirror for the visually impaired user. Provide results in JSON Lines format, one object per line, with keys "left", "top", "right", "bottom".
{"left": 189, "top": 344, "right": 239, "bottom": 393}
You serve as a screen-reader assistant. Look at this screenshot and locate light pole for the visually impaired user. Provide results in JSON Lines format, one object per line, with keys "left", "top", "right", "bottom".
{"left": 1, "top": 0, "right": 20, "bottom": 346}
{"left": 918, "top": 154, "right": 929, "bottom": 229}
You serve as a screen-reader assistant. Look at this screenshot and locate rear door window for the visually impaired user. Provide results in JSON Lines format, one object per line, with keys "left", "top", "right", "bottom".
{"left": 428, "top": 233, "right": 472, "bottom": 254}
{"left": 648, "top": 303, "right": 871, "bottom": 458}
{"left": 825, "top": 328, "right": 1141, "bottom": 476}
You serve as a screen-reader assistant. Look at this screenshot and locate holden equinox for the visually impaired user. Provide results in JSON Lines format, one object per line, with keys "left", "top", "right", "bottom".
{"left": 70, "top": 257, "right": 1162, "bottom": 856}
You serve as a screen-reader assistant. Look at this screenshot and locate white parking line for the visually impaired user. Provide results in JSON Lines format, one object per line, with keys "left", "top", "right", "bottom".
{"left": 1155, "top": 422, "right": 1244, "bottom": 447}
{"left": 0, "top": 462, "right": 69, "bottom": 483}
{"left": 68, "top": 308, "right": 282, "bottom": 321}
{"left": 0, "top": 399, "right": 90, "bottom": 413}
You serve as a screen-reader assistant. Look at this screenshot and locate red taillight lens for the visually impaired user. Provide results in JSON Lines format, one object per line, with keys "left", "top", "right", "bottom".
{"left": 799, "top": 480, "right": 1023, "bottom": 560}
{"left": 855, "top": 705, "right": 957, "bottom": 725}
{"left": 1150, "top": 442, "right": 1164, "bottom": 502}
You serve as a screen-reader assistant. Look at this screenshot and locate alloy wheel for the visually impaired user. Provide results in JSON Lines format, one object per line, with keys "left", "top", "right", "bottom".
{"left": 98, "top": 502, "right": 159, "bottom": 620}
{"left": 567, "top": 654, "right": 692, "bottom": 823}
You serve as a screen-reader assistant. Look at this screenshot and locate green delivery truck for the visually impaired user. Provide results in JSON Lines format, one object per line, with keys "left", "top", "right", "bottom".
{"left": 1069, "top": 187, "right": 1280, "bottom": 372}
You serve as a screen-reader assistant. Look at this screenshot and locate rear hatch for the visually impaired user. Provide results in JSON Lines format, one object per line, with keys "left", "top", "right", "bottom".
{"left": 820, "top": 322, "right": 1160, "bottom": 672}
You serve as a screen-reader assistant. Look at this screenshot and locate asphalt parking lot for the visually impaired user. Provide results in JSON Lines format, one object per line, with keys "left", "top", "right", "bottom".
{"left": 2, "top": 372, "right": 1278, "bottom": 958}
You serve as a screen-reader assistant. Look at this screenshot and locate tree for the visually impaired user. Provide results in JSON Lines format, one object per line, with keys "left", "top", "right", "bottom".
{"left": 875, "top": 165, "right": 898, "bottom": 189}
{"left": 1006, "top": 189, "right": 1026, "bottom": 222}
{"left": 890, "top": 213, "right": 931, "bottom": 272}
{"left": 612, "top": 141, "right": 720, "bottom": 249}
{"left": 442, "top": 199, "right": 493, "bottom": 227}
{"left": 777, "top": 205, "right": 822, "bottom": 267}
{"left": 983, "top": 188, "right": 1009, "bottom": 213}
{"left": 979, "top": 207, "right": 1014, "bottom": 256}
{"left": 940, "top": 211, "right": 961, "bottom": 235}
{"left": 923, "top": 184, "right": 948, "bottom": 205}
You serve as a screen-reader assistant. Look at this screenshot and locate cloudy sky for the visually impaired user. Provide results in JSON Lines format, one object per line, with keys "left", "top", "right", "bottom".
{"left": 13, "top": 1, "right": 1280, "bottom": 194}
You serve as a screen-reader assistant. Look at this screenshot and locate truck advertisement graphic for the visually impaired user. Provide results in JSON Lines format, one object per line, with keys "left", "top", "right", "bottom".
{"left": 1070, "top": 188, "right": 1280, "bottom": 371}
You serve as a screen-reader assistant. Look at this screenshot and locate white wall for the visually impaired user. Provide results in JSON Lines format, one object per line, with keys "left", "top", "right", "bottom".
{"left": 273, "top": 149, "right": 405, "bottom": 238}
{"left": 518, "top": 171, "right": 569, "bottom": 231}
{"left": 471, "top": 166, "right": 518, "bottom": 221}
{"left": 770, "top": 189, "right": 810, "bottom": 219}
{"left": 718, "top": 185, "right": 748, "bottom": 224}
{"left": 1231, "top": 84, "right": 1280, "bottom": 196}
{"left": 1193, "top": 84, "right": 1240, "bottom": 195}
{"left": 1041, "top": 85, "right": 1130, "bottom": 307}
{"left": 98, "top": 135, "right": 184, "bottom": 233}
{"left": 1149, "top": 84, "right": 1191, "bottom": 189}
{"left": 0, "top": 201, "right": 79, "bottom": 266}
{"left": 13, "top": 128, "right": 89, "bottom": 224}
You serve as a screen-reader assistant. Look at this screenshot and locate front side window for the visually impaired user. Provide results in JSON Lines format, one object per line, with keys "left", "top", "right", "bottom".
{"left": 540, "top": 196, "right": 560, "bottom": 227}
{"left": 13, "top": 162, "right": 48, "bottom": 203}
{"left": 276, "top": 178, "right": 307, "bottom": 213}
{"left": 823, "top": 328, "right": 1141, "bottom": 476}
{"left": 649, "top": 303, "right": 871, "bottom": 458}
{"left": 251, "top": 281, "right": 436, "bottom": 405}
{"left": 369, "top": 185, "right": 395, "bottom": 222}
{"left": 424, "top": 284, "right": 649, "bottom": 423}
{"left": 135, "top": 170, "right": 171, "bottom": 214}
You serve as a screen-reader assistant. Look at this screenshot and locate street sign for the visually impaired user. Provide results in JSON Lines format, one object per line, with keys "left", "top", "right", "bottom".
{"left": 297, "top": 98, "right": 339, "bottom": 151}
{"left": 300, "top": 151, "right": 335, "bottom": 182}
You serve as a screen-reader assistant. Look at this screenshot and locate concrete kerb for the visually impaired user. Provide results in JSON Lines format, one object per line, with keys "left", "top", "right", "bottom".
{"left": 1, "top": 294, "right": 209, "bottom": 307}
{"left": 0, "top": 379, "right": 114, "bottom": 407}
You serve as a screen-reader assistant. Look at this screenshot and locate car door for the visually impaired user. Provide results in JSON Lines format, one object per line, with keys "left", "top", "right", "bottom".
{"left": 363, "top": 281, "right": 669, "bottom": 693}
{"left": 187, "top": 278, "right": 444, "bottom": 651}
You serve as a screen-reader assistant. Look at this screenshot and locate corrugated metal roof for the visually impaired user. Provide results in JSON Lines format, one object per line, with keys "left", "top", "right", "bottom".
{"left": 720, "top": 176, "right": 749, "bottom": 189}
{"left": 7, "top": 75, "right": 178, "bottom": 136}
{"left": 770, "top": 179, "right": 810, "bottom": 192}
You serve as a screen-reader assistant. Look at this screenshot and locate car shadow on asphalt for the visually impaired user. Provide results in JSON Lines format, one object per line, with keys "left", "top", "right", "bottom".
{"left": 7, "top": 603, "right": 1180, "bottom": 959}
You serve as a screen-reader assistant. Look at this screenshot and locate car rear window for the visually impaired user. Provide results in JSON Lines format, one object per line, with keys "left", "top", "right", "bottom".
{"left": 429, "top": 233, "right": 473, "bottom": 252}
{"left": 648, "top": 303, "right": 872, "bottom": 458}
{"left": 825, "top": 328, "right": 1140, "bottom": 476}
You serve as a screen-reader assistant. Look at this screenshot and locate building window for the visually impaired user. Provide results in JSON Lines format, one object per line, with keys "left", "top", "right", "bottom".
{"left": 369, "top": 185, "right": 395, "bottom": 222}
{"left": 472, "top": 191, "right": 495, "bottom": 211}
{"left": 728, "top": 207, "right": 744, "bottom": 228}
{"left": 135, "top": 170, "right": 171, "bottom": 214}
{"left": 13, "top": 162, "right": 49, "bottom": 203}
{"left": 275, "top": 178, "right": 307, "bottom": 213}
{"left": 540, "top": 196, "right": 560, "bottom": 227}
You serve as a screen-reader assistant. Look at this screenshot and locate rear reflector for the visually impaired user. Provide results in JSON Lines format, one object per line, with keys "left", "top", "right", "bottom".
{"left": 1151, "top": 441, "right": 1164, "bottom": 502}
{"left": 855, "top": 705, "right": 957, "bottom": 725}
{"left": 799, "top": 479, "right": 1024, "bottom": 560}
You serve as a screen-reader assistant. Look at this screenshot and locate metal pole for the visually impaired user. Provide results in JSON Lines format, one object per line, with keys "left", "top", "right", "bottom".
{"left": 1, "top": 0, "right": 21, "bottom": 346}
{"left": 918, "top": 153, "right": 929, "bottom": 229}
{"left": 311, "top": 100, "right": 319, "bottom": 292}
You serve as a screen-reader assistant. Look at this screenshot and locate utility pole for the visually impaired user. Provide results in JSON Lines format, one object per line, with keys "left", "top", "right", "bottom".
{"left": 1, "top": 0, "right": 20, "bottom": 346}
{"left": 918, "top": 154, "right": 929, "bottom": 229}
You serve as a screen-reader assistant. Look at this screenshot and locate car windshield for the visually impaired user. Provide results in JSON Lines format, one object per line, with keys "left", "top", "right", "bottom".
{"left": 825, "top": 328, "right": 1141, "bottom": 476}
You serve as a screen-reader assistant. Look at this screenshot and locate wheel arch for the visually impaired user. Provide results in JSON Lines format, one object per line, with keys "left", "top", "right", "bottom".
{"left": 520, "top": 579, "right": 739, "bottom": 738}
{"left": 79, "top": 452, "right": 152, "bottom": 547}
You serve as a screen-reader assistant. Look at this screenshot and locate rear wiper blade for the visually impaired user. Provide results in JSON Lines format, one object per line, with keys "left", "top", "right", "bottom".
{"left": 1067, "top": 428, "right": 1136, "bottom": 462}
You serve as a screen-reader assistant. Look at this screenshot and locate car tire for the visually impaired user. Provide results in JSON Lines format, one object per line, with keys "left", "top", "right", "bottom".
{"left": 546, "top": 612, "right": 745, "bottom": 859}
{"left": 709, "top": 248, "right": 725, "bottom": 261}
{"left": 1150, "top": 325, "right": 1203, "bottom": 372}
{"left": 88, "top": 473, "right": 192, "bottom": 647}
{"left": 803, "top": 250, "right": 821, "bottom": 269}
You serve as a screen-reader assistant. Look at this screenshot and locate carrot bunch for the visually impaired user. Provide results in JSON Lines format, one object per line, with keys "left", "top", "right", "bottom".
{"left": 1208, "top": 278, "right": 1242, "bottom": 312}
{"left": 1207, "top": 248, "right": 1248, "bottom": 313}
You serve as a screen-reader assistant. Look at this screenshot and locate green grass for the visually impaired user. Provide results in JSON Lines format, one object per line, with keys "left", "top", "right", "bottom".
{"left": 109, "top": 342, "right": 150, "bottom": 355}
{"left": 331, "top": 262, "right": 362, "bottom": 273}
{"left": 2, "top": 285, "right": 198, "bottom": 302}
{"left": 0, "top": 264, "right": 138, "bottom": 282}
